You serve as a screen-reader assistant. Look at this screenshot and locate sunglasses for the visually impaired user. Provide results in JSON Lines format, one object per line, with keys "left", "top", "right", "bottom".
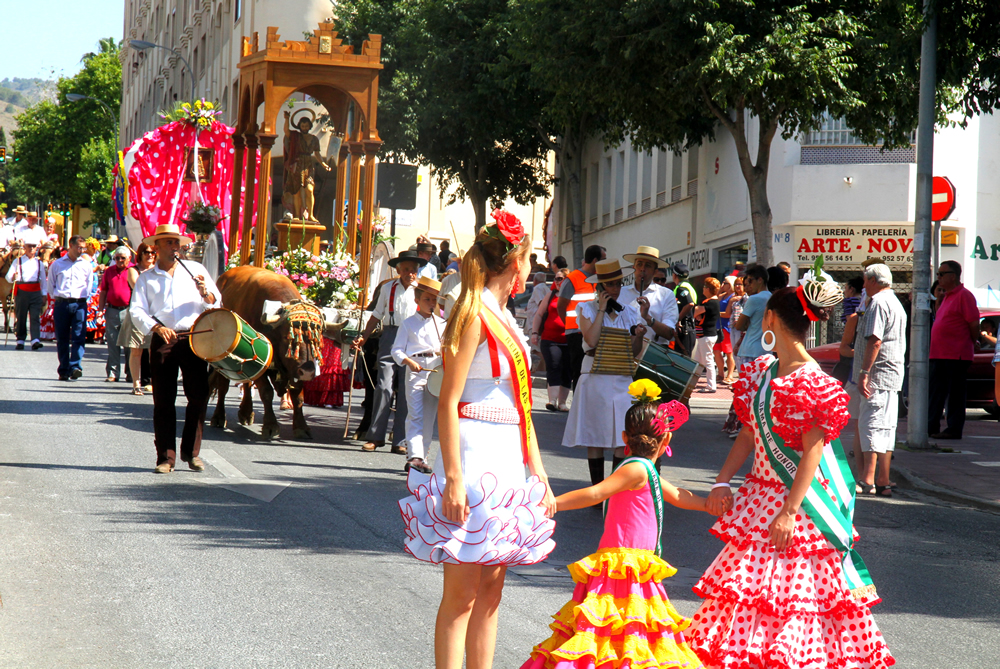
{"left": 936, "top": 270, "right": 955, "bottom": 277}
{"left": 652, "top": 277, "right": 667, "bottom": 284}
{"left": 143, "top": 251, "right": 156, "bottom": 256}
{"left": 603, "top": 280, "right": 624, "bottom": 288}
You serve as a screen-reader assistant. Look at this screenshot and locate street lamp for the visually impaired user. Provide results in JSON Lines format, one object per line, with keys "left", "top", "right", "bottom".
{"left": 65, "top": 93, "right": 121, "bottom": 236}
{"left": 129, "top": 39, "right": 196, "bottom": 101}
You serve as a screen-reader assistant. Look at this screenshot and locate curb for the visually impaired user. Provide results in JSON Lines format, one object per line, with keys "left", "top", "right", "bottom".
{"left": 892, "top": 465, "right": 1000, "bottom": 513}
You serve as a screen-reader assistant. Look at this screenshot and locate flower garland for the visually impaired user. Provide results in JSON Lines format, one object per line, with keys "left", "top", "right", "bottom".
{"left": 265, "top": 246, "right": 360, "bottom": 308}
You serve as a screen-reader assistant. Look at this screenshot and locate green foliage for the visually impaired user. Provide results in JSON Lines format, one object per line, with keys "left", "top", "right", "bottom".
{"left": 8, "top": 38, "right": 121, "bottom": 223}
{"left": 337, "top": 0, "right": 550, "bottom": 229}
{"left": 0, "top": 87, "right": 29, "bottom": 108}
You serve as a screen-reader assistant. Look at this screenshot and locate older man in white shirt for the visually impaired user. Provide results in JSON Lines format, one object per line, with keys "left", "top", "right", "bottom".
{"left": 618, "top": 246, "right": 678, "bottom": 347}
{"left": 46, "top": 235, "right": 94, "bottom": 380}
{"left": 15, "top": 213, "right": 47, "bottom": 248}
{"left": 131, "top": 223, "right": 221, "bottom": 474}
{"left": 5, "top": 240, "right": 48, "bottom": 350}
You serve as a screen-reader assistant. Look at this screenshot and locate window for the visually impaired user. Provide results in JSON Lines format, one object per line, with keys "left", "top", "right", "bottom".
{"left": 589, "top": 162, "right": 599, "bottom": 231}
{"left": 641, "top": 151, "right": 652, "bottom": 213}
{"left": 234, "top": 0, "right": 242, "bottom": 23}
{"left": 602, "top": 156, "right": 612, "bottom": 227}
{"left": 655, "top": 150, "right": 667, "bottom": 207}
{"left": 671, "top": 152, "right": 682, "bottom": 202}
{"left": 687, "top": 147, "right": 699, "bottom": 197}
{"left": 614, "top": 150, "right": 625, "bottom": 223}
{"left": 627, "top": 149, "right": 638, "bottom": 219}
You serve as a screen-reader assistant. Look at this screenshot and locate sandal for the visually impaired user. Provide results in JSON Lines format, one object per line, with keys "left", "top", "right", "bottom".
{"left": 856, "top": 482, "right": 876, "bottom": 495}
{"left": 361, "top": 441, "right": 384, "bottom": 452}
{"left": 405, "top": 458, "right": 432, "bottom": 474}
{"left": 131, "top": 387, "right": 144, "bottom": 396}
{"left": 875, "top": 485, "right": 893, "bottom": 498}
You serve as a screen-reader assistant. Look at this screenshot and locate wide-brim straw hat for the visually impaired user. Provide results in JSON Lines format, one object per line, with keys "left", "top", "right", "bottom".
{"left": 622, "top": 245, "right": 667, "bottom": 268}
{"left": 416, "top": 276, "right": 442, "bottom": 295}
{"left": 105, "top": 235, "right": 121, "bottom": 244}
{"left": 142, "top": 223, "right": 192, "bottom": 247}
{"left": 388, "top": 249, "right": 428, "bottom": 268}
{"left": 12, "top": 205, "right": 28, "bottom": 215}
{"left": 586, "top": 259, "right": 635, "bottom": 284}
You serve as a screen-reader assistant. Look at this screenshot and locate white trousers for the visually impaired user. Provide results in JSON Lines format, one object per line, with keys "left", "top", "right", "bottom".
{"left": 404, "top": 367, "right": 439, "bottom": 462}
{"left": 693, "top": 336, "right": 717, "bottom": 391}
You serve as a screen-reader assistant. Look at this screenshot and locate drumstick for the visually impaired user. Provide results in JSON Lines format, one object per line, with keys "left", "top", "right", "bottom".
{"left": 177, "top": 329, "right": 214, "bottom": 337}
{"left": 343, "top": 350, "right": 359, "bottom": 439}
{"left": 173, "top": 252, "right": 199, "bottom": 280}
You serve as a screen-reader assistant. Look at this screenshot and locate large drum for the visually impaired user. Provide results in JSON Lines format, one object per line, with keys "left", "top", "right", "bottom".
{"left": 190, "top": 308, "right": 273, "bottom": 383}
{"left": 634, "top": 341, "right": 702, "bottom": 403}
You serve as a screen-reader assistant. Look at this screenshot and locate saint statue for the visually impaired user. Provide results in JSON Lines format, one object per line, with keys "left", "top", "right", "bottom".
{"left": 282, "top": 109, "right": 332, "bottom": 222}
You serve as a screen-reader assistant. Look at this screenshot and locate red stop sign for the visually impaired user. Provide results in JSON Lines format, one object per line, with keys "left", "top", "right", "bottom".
{"left": 932, "top": 176, "right": 956, "bottom": 222}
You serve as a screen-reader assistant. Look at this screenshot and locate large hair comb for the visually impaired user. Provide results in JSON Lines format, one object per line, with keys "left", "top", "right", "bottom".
{"left": 649, "top": 400, "right": 689, "bottom": 457}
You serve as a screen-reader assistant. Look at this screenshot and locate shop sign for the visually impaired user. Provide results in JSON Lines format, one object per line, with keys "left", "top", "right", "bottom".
{"left": 793, "top": 224, "right": 914, "bottom": 266}
{"left": 663, "top": 246, "right": 712, "bottom": 274}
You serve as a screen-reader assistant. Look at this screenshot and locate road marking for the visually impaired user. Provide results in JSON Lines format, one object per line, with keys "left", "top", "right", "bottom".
{"left": 965, "top": 436, "right": 997, "bottom": 440}
{"left": 198, "top": 449, "right": 290, "bottom": 502}
{"left": 971, "top": 462, "right": 1000, "bottom": 467}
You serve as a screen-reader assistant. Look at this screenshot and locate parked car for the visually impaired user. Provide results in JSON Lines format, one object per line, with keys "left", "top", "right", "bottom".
{"left": 808, "top": 308, "right": 999, "bottom": 415}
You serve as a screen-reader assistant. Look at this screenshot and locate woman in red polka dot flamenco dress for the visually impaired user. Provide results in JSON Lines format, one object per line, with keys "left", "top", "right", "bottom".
{"left": 687, "top": 268, "right": 894, "bottom": 669}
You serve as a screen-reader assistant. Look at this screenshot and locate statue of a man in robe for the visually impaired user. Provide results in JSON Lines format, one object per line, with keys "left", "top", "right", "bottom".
{"left": 282, "top": 110, "right": 331, "bottom": 222}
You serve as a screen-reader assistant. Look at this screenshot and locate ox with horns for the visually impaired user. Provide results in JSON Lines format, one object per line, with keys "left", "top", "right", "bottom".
{"left": 209, "top": 265, "right": 349, "bottom": 440}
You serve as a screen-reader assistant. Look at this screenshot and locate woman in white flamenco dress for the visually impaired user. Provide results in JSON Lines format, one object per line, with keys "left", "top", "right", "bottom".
{"left": 399, "top": 210, "right": 557, "bottom": 669}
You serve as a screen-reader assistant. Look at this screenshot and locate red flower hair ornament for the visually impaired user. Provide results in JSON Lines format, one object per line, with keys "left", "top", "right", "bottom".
{"left": 483, "top": 209, "right": 526, "bottom": 256}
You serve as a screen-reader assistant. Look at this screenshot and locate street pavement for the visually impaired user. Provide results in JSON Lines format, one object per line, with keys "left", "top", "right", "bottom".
{"left": 0, "top": 342, "right": 999, "bottom": 668}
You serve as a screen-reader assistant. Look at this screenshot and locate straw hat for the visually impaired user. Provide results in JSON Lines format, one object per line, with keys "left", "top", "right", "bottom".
{"left": 586, "top": 259, "right": 634, "bottom": 284}
{"left": 12, "top": 205, "right": 28, "bottom": 215}
{"left": 622, "top": 245, "right": 668, "bottom": 268}
{"left": 105, "top": 235, "right": 121, "bottom": 244}
{"left": 142, "top": 223, "right": 192, "bottom": 247}
{"left": 416, "top": 276, "right": 442, "bottom": 296}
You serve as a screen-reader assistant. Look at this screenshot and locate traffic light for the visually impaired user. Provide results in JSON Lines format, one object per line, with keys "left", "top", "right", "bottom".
{"left": 0, "top": 147, "right": 5, "bottom": 164}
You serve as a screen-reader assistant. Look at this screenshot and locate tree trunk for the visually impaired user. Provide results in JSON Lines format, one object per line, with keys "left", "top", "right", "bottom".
{"left": 747, "top": 172, "right": 773, "bottom": 268}
{"left": 561, "top": 127, "right": 586, "bottom": 269}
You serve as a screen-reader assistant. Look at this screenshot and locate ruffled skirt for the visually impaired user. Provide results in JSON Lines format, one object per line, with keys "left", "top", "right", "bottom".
{"left": 399, "top": 468, "right": 555, "bottom": 565}
{"left": 687, "top": 477, "right": 894, "bottom": 669}
{"left": 522, "top": 548, "right": 703, "bottom": 669}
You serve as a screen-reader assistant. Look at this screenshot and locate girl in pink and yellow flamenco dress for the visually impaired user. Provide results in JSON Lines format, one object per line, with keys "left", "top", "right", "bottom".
{"left": 687, "top": 281, "right": 894, "bottom": 669}
{"left": 523, "top": 380, "right": 711, "bottom": 669}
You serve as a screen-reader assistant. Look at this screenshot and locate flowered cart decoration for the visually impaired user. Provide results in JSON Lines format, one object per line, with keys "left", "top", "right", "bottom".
{"left": 264, "top": 247, "right": 360, "bottom": 309}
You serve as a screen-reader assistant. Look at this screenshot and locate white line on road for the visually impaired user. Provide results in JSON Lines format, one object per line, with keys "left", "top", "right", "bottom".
{"left": 197, "top": 449, "right": 290, "bottom": 502}
{"left": 971, "top": 462, "right": 1000, "bottom": 467}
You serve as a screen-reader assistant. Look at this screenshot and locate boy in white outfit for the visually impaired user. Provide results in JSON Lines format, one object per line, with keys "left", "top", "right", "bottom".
{"left": 391, "top": 276, "right": 445, "bottom": 473}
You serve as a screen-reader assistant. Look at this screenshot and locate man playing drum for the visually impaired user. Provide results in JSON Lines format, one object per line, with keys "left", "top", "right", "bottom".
{"left": 618, "top": 245, "right": 678, "bottom": 346}
{"left": 130, "top": 223, "right": 222, "bottom": 474}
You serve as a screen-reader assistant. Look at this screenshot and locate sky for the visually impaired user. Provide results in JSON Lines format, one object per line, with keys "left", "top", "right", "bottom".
{"left": 1, "top": 0, "right": 124, "bottom": 82}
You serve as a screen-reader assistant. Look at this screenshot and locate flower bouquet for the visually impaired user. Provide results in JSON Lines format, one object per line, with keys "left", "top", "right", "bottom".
{"left": 265, "top": 246, "right": 360, "bottom": 308}
{"left": 159, "top": 99, "right": 222, "bottom": 129}
{"left": 183, "top": 200, "right": 224, "bottom": 236}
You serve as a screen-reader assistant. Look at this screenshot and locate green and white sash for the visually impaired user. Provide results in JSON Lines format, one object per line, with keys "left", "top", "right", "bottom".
{"left": 611, "top": 457, "right": 663, "bottom": 557}
{"left": 754, "top": 361, "right": 877, "bottom": 600}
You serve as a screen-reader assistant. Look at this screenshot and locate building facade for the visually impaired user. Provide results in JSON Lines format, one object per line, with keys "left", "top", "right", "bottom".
{"left": 551, "top": 112, "right": 1000, "bottom": 308}
{"left": 119, "top": 0, "right": 549, "bottom": 259}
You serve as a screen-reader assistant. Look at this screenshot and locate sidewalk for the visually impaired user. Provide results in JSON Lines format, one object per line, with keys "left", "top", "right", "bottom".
{"left": 891, "top": 409, "right": 1000, "bottom": 509}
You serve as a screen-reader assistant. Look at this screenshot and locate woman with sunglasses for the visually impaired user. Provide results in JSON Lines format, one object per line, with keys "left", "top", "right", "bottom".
{"left": 117, "top": 243, "right": 157, "bottom": 395}
{"left": 561, "top": 259, "right": 648, "bottom": 485}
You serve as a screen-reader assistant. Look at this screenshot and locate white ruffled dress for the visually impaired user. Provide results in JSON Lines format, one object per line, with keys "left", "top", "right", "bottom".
{"left": 399, "top": 289, "right": 556, "bottom": 565}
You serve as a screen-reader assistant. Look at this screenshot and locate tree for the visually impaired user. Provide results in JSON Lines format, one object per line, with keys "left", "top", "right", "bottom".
{"left": 594, "top": 1, "right": 928, "bottom": 267}
{"left": 9, "top": 39, "right": 121, "bottom": 226}
{"left": 507, "top": 0, "right": 623, "bottom": 267}
{"left": 338, "top": 0, "right": 550, "bottom": 230}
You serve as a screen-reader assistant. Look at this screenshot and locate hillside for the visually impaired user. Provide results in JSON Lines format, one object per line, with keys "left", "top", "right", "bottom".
{"left": 0, "top": 78, "right": 56, "bottom": 143}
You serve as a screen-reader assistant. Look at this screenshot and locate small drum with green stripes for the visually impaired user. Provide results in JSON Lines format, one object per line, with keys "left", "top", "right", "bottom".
{"left": 190, "top": 308, "right": 273, "bottom": 383}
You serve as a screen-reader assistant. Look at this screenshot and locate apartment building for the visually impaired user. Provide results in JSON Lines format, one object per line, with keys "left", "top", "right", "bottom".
{"left": 550, "top": 112, "right": 1000, "bottom": 307}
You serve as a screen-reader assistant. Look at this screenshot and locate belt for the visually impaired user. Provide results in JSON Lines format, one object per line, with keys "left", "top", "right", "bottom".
{"left": 15, "top": 281, "right": 39, "bottom": 285}
{"left": 54, "top": 296, "right": 86, "bottom": 303}
{"left": 107, "top": 304, "right": 127, "bottom": 309}
{"left": 412, "top": 352, "right": 438, "bottom": 358}
{"left": 458, "top": 402, "right": 520, "bottom": 425}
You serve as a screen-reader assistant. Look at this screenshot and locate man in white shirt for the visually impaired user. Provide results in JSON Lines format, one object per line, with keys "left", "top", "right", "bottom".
{"left": 5, "top": 240, "right": 48, "bottom": 350}
{"left": 131, "top": 223, "right": 221, "bottom": 474}
{"left": 391, "top": 276, "right": 445, "bottom": 473}
{"left": 15, "top": 213, "right": 47, "bottom": 248}
{"left": 352, "top": 249, "right": 424, "bottom": 453}
{"left": 46, "top": 235, "right": 94, "bottom": 380}
{"left": 619, "top": 246, "right": 678, "bottom": 346}
{"left": 0, "top": 205, "right": 27, "bottom": 249}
